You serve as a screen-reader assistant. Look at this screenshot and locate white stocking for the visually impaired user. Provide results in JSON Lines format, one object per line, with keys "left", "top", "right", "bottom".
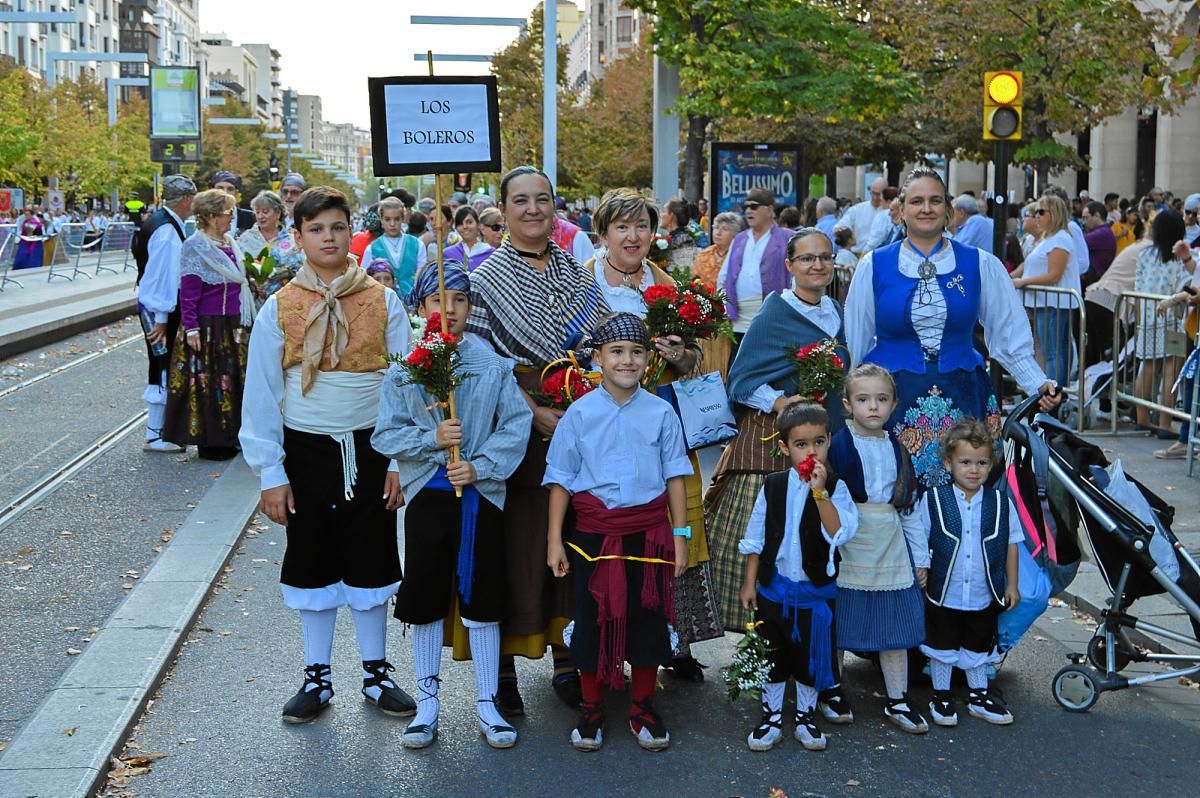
{"left": 930, "top": 659, "right": 953, "bottom": 692}
{"left": 467, "top": 620, "right": 506, "bottom": 727}
{"left": 351, "top": 603, "right": 390, "bottom": 700}
{"left": 411, "top": 621, "right": 443, "bottom": 727}
{"left": 299, "top": 609, "right": 336, "bottom": 701}
{"left": 879, "top": 649, "right": 909, "bottom": 700}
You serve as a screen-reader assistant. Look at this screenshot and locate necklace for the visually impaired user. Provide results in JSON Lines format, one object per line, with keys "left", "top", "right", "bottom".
{"left": 905, "top": 237, "right": 946, "bottom": 280}
{"left": 512, "top": 242, "right": 550, "bottom": 259}
{"left": 605, "top": 257, "right": 642, "bottom": 288}
{"left": 793, "top": 290, "right": 822, "bottom": 306}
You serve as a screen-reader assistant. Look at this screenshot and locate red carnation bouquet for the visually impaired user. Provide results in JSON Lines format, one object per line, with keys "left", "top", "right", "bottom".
{"left": 787, "top": 339, "right": 846, "bottom": 404}
{"left": 387, "top": 313, "right": 471, "bottom": 404}
{"left": 532, "top": 361, "right": 598, "bottom": 410}
{"left": 641, "top": 275, "right": 734, "bottom": 386}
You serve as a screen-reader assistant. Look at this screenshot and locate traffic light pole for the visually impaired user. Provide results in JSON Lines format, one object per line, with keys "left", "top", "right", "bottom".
{"left": 991, "top": 140, "right": 1010, "bottom": 260}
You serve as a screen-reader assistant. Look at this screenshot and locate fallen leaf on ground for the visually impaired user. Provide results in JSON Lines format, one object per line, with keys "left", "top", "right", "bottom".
{"left": 151, "top": 545, "right": 163, "bottom": 553}
{"left": 121, "top": 752, "right": 168, "bottom": 766}
{"left": 15, "top": 547, "right": 32, "bottom": 556}
{"left": 121, "top": 583, "right": 134, "bottom": 590}
{"left": 66, "top": 647, "right": 81, "bottom": 655}
{"left": 63, "top": 726, "right": 78, "bottom": 736}
{"left": 847, "top": 779, "right": 862, "bottom": 787}
{"left": 160, "top": 533, "right": 173, "bottom": 542}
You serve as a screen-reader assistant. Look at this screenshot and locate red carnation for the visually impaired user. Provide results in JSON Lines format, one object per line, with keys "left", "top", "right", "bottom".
{"left": 796, "top": 454, "right": 818, "bottom": 482}
{"left": 406, "top": 345, "right": 432, "bottom": 367}
{"left": 424, "top": 313, "right": 444, "bottom": 336}
{"left": 831, "top": 354, "right": 844, "bottom": 369}
{"left": 642, "top": 284, "right": 679, "bottom": 304}
{"left": 678, "top": 300, "right": 703, "bottom": 324}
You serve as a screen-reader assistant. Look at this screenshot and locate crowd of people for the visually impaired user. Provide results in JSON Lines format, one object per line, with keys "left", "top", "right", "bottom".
{"left": 126, "top": 161, "right": 1200, "bottom": 756}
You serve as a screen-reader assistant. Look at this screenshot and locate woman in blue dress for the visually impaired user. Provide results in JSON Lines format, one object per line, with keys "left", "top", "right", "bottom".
{"left": 844, "top": 168, "right": 1062, "bottom": 488}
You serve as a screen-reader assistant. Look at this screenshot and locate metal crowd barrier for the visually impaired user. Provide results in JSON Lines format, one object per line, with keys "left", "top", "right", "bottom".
{"left": 0, "top": 224, "right": 20, "bottom": 292}
{"left": 1109, "top": 290, "right": 1192, "bottom": 436}
{"left": 97, "top": 222, "right": 137, "bottom": 275}
{"left": 1019, "top": 284, "right": 1087, "bottom": 432}
{"left": 47, "top": 222, "right": 107, "bottom": 282}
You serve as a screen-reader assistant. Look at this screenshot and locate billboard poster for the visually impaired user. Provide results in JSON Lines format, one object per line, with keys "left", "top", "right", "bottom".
{"left": 149, "top": 67, "right": 201, "bottom": 139}
{"left": 0, "top": 188, "right": 25, "bottom": 214}
{"left": 710, "top": 143, "right": 802, "bottom": 215}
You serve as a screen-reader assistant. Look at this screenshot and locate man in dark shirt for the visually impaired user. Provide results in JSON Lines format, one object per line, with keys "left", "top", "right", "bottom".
{"left": 1081, "top": 200, "right": 1117, "bottom": 288}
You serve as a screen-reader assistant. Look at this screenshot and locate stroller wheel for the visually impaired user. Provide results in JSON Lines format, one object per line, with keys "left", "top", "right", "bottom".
{"left": 1053, "top": 665, "right": 1101, "bottom": 712}
{"left": 1086, "top": 636, "right": 1132, "bottom": 673}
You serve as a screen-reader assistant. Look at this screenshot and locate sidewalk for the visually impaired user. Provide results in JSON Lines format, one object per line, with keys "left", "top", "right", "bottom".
{"left": 0, "top": 252, "right": 138, "bottom": 358}
{"left": 1061, "top": 430, "right": 1200, "bottom": 653}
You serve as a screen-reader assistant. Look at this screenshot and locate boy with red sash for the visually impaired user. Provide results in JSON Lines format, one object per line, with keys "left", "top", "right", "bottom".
{"left": 544, "top": 312, "right": 692, "bottom": 752}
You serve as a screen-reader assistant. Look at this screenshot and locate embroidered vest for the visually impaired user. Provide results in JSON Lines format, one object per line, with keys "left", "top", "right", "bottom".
{"left": 133, "top": 208, "right": 184, "bottom": 284}
{"left": 758, "top": 470, "right": 842, "bottom": 588}
{"left": 866, "top": 239, "right": 984, "bottom": 375}
{"left": 276, "top": 281, "right": 389, "bottom": 373}
{"left": 723, "top": 225, "right": 792, "bottom": 321}
{"left": 926, "top": 484, "right": 1008, "bottom": 606}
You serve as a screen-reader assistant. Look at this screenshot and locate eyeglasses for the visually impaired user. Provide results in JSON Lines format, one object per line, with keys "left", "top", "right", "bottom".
{"left": 788, "top": 254, "right": 836, "bottom": 266}
{"left": 222, "top": 208, "right": 236, "bottom": 216}
{"left": 1033, "top": 209, "right": 1049, "bottom": 216}
{"left": 484, "top": 223, "right": 504, "bottom": 232}
{"left": 743, "top": 202, "right": 762, "bottom": 211}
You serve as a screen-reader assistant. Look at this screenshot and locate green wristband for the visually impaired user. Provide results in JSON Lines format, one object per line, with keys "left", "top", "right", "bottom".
{"left": 673, "top": 526, "right": 692, "bottom": 540}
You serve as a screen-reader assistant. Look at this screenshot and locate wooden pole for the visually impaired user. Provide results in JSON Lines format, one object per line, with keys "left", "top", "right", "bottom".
{"left": 427, "top": 51, "right": 462, "bottom": 498}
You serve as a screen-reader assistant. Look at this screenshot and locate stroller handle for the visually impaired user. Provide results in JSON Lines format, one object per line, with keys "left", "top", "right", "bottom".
{"left": 1002, "top": 392, "right": 1043, "bottom": 443}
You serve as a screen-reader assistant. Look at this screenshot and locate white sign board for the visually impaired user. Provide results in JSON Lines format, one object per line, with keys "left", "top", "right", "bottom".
{"left": 368, "top": 76, "right": 500, "bottom": 177}
{"left": 47, "top": 190, "right": 65, "bottom": 213}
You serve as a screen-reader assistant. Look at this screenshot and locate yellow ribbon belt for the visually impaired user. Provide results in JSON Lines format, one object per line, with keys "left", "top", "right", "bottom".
{"left": 565, "top": 541, "right": 674, "bottom": 566}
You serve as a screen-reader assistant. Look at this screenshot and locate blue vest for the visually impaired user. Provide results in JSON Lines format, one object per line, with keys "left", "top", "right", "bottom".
{"left": 866, "top": 239, "right": 984, "bottom": 375}
{"left": 926, "top": 484, "right": 1008, "bottom": 607}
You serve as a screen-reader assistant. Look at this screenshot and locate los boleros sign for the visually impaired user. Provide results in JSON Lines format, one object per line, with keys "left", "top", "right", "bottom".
{"left": 368, "top": 76, "right": 501, "bottom": 176}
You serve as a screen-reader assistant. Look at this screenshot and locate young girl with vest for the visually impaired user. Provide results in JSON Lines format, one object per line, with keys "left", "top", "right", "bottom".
{"left": 916, "top": 419, "right": 1021, "bottom": 727}
{"left": 544, "top": 312, "right": 692, "bottom": 752}
{"left": 738, "top": 403, "right": 858, "bottom": 752}
{"left": 827, "top": 364, "right": 928, "bottom": 733}
{"left": 240, "top": 187, "right": 416, "bottom": 724}
{"left": 362, "top": 196, "right": 425, "bottom": 300}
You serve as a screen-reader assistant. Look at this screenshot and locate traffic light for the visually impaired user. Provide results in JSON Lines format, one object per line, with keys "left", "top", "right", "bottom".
{"left": 454, "top": 173, "right": 472, "bottom": 192}
{"left": 983, "top": 71, "right": 1022, "bottom": 141}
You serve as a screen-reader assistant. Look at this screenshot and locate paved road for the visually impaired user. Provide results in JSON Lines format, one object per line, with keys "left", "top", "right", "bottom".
{"left": 114, "top": 510, "right": 1200, "bottom": 798}
{"left": 0, "top": 321, "right": 233, "bottom": 746}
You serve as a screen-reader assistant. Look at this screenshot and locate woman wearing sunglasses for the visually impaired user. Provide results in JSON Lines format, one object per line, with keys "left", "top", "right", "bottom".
{"left": 478, "top": 207, "right": 505, "bottom": 249}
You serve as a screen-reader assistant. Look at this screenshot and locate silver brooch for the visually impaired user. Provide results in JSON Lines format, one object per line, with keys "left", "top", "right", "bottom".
{"left": 918, "top": 260, "right": 936, "bottom": 280}
{"left": 945, "top": 274, "right": 966, "bottom": 296}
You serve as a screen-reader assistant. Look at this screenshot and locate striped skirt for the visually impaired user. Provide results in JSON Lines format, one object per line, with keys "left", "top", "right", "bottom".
{"left": 704, "top": 471, "right": 766, "bottom": 632}
{"left": 835, "top": 582, "right": 926, "bottom": 652}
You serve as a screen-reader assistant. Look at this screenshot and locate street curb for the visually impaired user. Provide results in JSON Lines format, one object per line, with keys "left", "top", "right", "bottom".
{"left": 0, "top": 456, "right": 261, "bottom": 798}
{"left": 0, "top": 294, "right": 137, "bottom": 359}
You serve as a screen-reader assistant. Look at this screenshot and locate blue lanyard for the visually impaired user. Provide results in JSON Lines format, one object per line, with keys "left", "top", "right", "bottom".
{"left": 904, "top": 237, "right": 946, "bottom": 261}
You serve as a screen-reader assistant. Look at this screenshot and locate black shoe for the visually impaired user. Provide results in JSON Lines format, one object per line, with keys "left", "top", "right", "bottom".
{"left": 496, "top": 675, "right": 525, "bottom": 718}
{"left": 665, "top": 655, "right": 707, "bottom": 683}
{"left": 282, "top": 664, "right": 333, "bottom": 724}
{"left": 929, "top": 690, "right": 959, "bottom": 727}
{"left": 361, "top": 659, "right": 417, "bottom": 717}
{"left": 570, "top": 702, "right": 605, "bottom": 752}
{"left": 629, "top": 699, "right": 670, "bottom": 751}
{"left": 967, "top": 688, "right": 1013, "bottom": 725}
{"left": 883, "top": 695, "right": 929, "bottom": 734}
{"left": 553, "top": 671, "right": 583, "bottom": 708}
{"left": 817, "top": 686, "right": 854, "bottom": 724}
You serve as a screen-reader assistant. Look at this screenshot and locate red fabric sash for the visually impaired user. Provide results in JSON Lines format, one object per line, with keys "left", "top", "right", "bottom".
{"left": 572, "top": 491, "right": 675, "bottom": 690}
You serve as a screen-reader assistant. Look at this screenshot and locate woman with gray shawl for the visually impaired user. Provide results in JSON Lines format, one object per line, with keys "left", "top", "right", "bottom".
{"left": 163, "top": 189, "right": 255, "bottom": 459}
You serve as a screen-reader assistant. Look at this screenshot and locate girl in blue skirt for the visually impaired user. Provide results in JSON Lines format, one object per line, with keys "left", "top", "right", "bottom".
{"left": 828, "top": 364, "right": 929, "bottom": 734}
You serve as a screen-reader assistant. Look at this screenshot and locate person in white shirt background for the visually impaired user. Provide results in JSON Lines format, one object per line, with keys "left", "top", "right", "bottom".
{"left": 838, "top": 177, "right": 891, "bottom": 256}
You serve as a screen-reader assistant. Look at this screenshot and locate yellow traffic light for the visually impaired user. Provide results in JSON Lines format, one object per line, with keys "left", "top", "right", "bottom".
{"left": 983, "top": 71, "right": 1022, "bottom": 141}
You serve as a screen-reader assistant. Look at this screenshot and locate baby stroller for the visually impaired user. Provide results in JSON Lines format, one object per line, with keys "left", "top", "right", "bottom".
{"left": 1002, "top": 394, "right": 1200, "bottom": 712}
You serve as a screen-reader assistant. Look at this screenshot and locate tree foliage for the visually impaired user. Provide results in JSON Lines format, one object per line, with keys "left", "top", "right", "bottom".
{"left": 0, "top": 62, "right": 159, "bottom": 204}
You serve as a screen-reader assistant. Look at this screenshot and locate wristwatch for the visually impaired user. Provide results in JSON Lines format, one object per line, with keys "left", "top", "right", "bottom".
{"left": 811, "top": 487, "right": 830, "bottom": 502}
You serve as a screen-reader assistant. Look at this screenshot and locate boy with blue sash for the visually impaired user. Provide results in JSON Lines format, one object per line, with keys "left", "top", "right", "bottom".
{"left": 372, "top": 260, "right": 532, "bottom": 750}
{"left": 738, "top": 403, "right": 858, "bottom": 752}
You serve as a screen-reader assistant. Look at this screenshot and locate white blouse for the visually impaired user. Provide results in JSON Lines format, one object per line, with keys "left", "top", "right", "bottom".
{"left": 1021, "top": 229, "right": 1080, "bottom": 309}
{"left": 848, "top": 426, "right": 930, "bottom": 568}
{"left": 844, "top": 236, "right": 1048, "bottom": 395}
{"left": 591, "top": 258, "right": 654, "bottom": 316}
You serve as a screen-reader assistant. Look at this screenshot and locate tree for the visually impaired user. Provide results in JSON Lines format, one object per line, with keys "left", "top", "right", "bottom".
{"left": 627, "top": 0, "right": 915, "bottom": 202}
{"left": 560, "top": 32, "right": 654, "bottom": 195}
{"left": 851, "top": 0, "right": 1200, "bottom": 183}
{"left": 490, "top": 2, "right": 572, "bottom": 173}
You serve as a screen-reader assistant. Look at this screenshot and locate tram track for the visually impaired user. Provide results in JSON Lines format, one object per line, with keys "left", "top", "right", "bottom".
{"left": 0, "top": 333, "right": 142, "bottom": 400}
